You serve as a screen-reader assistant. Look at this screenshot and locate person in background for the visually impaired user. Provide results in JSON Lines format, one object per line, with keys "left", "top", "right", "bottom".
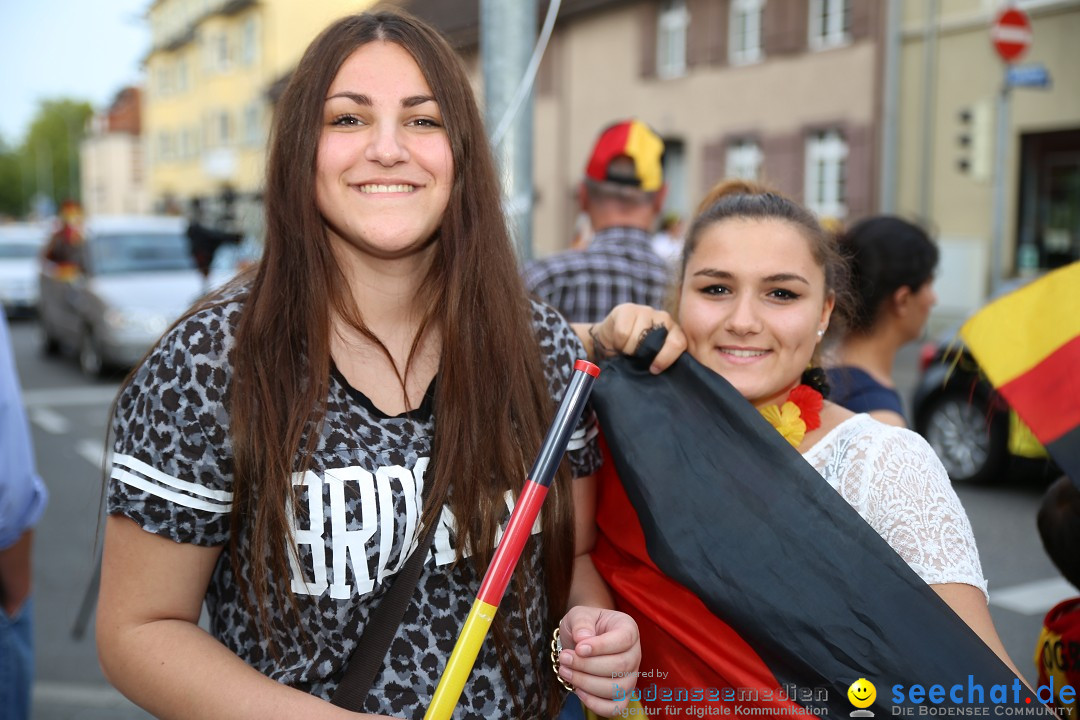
{"left": 1035, "top": 475, "right": 1080, "bottom": 719}
{"left": 95, "top": 10, "right": 638, "bottom": 720}
{"left": 523, "top": 119, "right": 671, "bottom": 324}
{"left": 650, "top": 211, "right": 684, "bottom": 270}
{"left": 0, "top": 313, "right": 49, "bottom": 720}
{"left": 826, "top": 215, "right": 939, "bottom": 427}
{"left": 42, "top": 199, "right": 85, "bottom": 275}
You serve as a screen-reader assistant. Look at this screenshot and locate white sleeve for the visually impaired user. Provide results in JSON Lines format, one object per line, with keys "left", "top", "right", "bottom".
{"left": 860, "top": 426, "right": 989, "bottom": 601}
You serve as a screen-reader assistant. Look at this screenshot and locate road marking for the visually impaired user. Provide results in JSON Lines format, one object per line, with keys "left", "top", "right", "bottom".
{"left": 22, "top": 385, "right": 121, "bottom": 407}
{"left": 33, "top": 681, "right": 145, "bottom": 711}
{"left": 989, "top": 576, "right": 1075, "bottom": 615}
{"left": 77, "top": 439, "right": 107, "bottom": 469}
{"left": 29, "top": 406, "right": 70, "bottom": 434}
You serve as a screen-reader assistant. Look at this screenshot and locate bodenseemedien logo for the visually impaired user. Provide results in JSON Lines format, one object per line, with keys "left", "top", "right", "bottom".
{"left": 849, "top": 678, "right": 877, "bottom": 717}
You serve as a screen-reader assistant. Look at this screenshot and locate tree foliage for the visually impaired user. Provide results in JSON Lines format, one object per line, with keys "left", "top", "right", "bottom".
{"left": 0, "top": 98, "right": 93, "bottom": 219}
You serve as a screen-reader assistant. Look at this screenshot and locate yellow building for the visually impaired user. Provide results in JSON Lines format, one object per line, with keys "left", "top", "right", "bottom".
{"left": 896, "top": 0, "right": 1080, "bottom": 327}
{"left": 143, "top": 0, "right": 374, "bottom": 233}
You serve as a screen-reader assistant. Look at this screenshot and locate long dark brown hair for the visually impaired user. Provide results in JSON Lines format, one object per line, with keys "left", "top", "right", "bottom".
{"left": 224, "top": 8, "right": 573, "bottom": 711}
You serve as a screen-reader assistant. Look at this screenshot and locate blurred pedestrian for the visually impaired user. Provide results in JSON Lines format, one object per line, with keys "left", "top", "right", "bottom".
{"left": 1035, "top": 475, "right": 1080, "bottom": 719}
{"left": 0, "top": 313, "right": 49, "bottom": 720}
{"left": 650, "top": 210, "right": 684, "bottom": 269}
{"left": 523, "top": 119, "right": 671, "bottom": 323}
{"left": 42, "top": 199, "right": 85, "bottom": 277}
{"left": 826, "top": 216, "right": 939, "bottom": 426}
{"left": 95, "top": 9, "right": 638, "bottom": 720}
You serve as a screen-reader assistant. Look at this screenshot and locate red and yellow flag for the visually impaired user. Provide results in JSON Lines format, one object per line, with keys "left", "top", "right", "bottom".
{"left": 960, "top": 261, "right": 1080, "bottom": 481}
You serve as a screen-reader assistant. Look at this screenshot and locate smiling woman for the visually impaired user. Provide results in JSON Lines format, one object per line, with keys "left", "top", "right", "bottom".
{"left": 95, "top": 9, "right": 640, "bottom": 720}
{"left": 576, "top": 179, "right": 1030, "bottom": 714}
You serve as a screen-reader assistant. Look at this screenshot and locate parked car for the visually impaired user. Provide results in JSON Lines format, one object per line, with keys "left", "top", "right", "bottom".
{"left": 912, "top": 279, "right": 1053, "bottom": 484}
{"left": 0, "top": 222, "right": 50, "bottom": 317}
{"left": 38, "top": 215, "right": 253, "bottom": 377}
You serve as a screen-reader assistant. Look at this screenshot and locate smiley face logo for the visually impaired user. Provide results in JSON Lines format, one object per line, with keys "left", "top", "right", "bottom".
{"left": 847, "top": 678, "right": 876, "bottom": 709}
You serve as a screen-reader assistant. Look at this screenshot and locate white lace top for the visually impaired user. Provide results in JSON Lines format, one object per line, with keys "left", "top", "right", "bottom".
{"left": 802, "top": 413, "right": 989, "bottom": 600}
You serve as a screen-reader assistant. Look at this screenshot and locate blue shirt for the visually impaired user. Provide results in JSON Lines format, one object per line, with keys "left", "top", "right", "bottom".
{"left": 826, "top": 366, "right": 907, "bottom": 421}
{"left": 0, "top": 315, "right": 47, "bottom": 550}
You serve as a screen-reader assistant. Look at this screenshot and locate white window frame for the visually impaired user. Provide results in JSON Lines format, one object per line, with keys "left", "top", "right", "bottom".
{"left": 729, "top": 0, "right": 764, "bottom": 65}
{"left": 243, "top": 103, "right": 263, "bottom": 147}
{"left": 656, "top": 0, "right": 689, "bottom": 79}
{"left": 726, "top": 139, "right": 763, "bottom": 182}
{"left": 804, "top": 130, "right": 848, "bottom": 220}
{"left": 808, "top": 0, "right": 851, "bottom": 51}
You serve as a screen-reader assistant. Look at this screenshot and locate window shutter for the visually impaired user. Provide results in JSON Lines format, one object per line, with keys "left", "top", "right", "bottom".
{"left": 763, "top": 0, "right": 806, "bottom": 56}
{"left": 844, "top": 123, "right": 874, "bottom": 218}
{"left": 641, "top": 1, "right": 659, "bottom": 79}
{"left": 687, "top": 0, "right": 726, "bottom": 67}
{"left": 760, "top": 131, "right": 804, "bottom": 201}
{"left": 849, "top": 0, "right": 877, "bottom": 42}
{"left": 701, "top": 139, "right": 727, "bottom": 192}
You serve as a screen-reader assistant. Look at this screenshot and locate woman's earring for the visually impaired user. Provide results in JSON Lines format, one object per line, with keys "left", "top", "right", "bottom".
{"left": 817, "top": 329, "right": 825, "bottom": 338}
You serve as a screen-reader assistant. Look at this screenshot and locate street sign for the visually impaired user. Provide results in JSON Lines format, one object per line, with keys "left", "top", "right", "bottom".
{"left": 1006, "top": 63, "right": 1051, "bottom": 88}
{"left": 991, "top": 6, "right": 1032, "bottom": 63}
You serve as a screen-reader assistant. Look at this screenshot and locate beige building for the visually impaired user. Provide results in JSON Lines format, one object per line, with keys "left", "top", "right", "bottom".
{"left": 142, "top": 0, "right": 375, "bottom": 233}
{"left": 408, "top": 0, "right": 889, "bottom": 258}
{"left": 896, "top": 0, "right": 1080, "bottom": 324}
{"left": 82, "top": 87, "right": 151, "bottom": 216}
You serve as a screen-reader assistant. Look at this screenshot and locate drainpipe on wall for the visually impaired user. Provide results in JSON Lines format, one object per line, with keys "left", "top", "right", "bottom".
{"left": 917, "top": 0, "right": 940, "bottom": 223}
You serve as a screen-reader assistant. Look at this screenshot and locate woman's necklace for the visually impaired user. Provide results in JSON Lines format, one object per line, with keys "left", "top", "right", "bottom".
{"left": 758, "top": 384, "right": 823, "bottom": 449}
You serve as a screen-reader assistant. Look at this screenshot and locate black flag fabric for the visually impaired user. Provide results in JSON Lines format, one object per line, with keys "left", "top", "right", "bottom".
{"left": 589, "top": 329, "right": 1040, "bottom": 716}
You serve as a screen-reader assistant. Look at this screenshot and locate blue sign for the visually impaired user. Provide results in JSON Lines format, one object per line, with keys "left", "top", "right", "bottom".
{"left": 1007, "top": 63, "right": 1051, "bottom": 88}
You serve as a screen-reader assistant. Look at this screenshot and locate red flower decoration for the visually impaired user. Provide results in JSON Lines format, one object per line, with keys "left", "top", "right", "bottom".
{"left": 787, "top": 384, "right": 823, "bottom": 432}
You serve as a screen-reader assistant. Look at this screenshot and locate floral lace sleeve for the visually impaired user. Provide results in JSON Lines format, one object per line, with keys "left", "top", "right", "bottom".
{"left": 806, "top": 415, "right": 989, "bottom": 601}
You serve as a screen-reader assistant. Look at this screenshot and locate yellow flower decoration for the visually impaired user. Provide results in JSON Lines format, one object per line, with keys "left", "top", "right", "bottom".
{"left": 759, "top": 401, "right": 807, "bottom": 448}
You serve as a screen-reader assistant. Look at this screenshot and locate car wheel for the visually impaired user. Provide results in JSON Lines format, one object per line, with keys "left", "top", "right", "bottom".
{"left": 918, "top": 390, "right": 1009, "bottom": 484}
{"left": 78, "top": 325, "right": 106, "bottom": 378}
{"left": 40, "top": 319, "right": 61, "bottom": 357}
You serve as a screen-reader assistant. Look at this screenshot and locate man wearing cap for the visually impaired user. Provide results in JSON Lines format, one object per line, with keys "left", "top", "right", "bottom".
{"left": 523, "top": 120, "right": 671, "bottom": 324}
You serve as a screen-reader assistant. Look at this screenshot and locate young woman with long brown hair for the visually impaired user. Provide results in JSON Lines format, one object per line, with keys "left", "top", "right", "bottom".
{"left": 96, "top": 10, "right": 638, "bottom": 719}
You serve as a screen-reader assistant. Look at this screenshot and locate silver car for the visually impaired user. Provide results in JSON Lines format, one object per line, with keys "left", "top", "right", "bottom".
{"left": 38, "top": 215, "right": 250, "bottom": 377}
{"left": 0, "top": 222, "right": 50, "bottom": 317}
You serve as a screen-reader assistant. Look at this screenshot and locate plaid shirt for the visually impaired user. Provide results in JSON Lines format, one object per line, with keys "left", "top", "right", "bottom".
{"left": 523, "top": 226, "right": 673, "bottom": 324}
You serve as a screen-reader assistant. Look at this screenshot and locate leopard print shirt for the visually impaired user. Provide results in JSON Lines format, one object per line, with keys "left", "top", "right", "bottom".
{"left": 107, "top": 294, "right": 601, "bottom": 719}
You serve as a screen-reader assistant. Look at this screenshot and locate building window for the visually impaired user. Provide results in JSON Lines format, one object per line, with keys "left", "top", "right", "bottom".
{"left": 242, "top": 18, "right": 259, "bottom": 66}
{"left": 726, "top": 139, "right": 762, "bottom": 181}
{"left": 243, "top": 103, "right": 263, "bottom": 146}
{"left": 217, "top": 111, "right": 232, "bottom": 147}
{"left": 805, "top": 130, "right": 848, "bottom": 219}
{"left": 729, "top": 0, "right": 764, "bottom": 65}
{"left": 656, "top": 0, "right": 689, "bottom": 79}
{"left": 177, "top": 58, "right": 189, "bottom": 93}
{"left": 808, "top": 0, "right": 851, "bottom": 51}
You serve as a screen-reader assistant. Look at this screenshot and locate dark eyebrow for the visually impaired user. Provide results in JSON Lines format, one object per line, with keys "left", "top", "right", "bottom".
{"left": 326, "top": 92, "right": 370, "bottom": 105}
{"left": 402, "top": 94, "right": 437, "bottom": 108}
{"left": 692, "top": 269, "right": 810, "bottom": 285}
{"left": 324, "top": 92, "right": 437, "bottom": 110}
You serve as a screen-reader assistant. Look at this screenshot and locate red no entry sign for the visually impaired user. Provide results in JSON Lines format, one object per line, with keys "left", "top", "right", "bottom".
{"left": 991, "top": 6, "right": 1032, "bottom": 63}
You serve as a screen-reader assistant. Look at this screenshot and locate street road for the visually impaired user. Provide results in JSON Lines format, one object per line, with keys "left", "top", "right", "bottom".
{"left": 6, "top": 320, "right": 1066, "bottom": 719}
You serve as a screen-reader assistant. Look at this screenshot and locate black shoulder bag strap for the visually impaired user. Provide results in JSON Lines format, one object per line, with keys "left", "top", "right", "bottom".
{"left": 330, "top": 524, "right": 437, "bottom": 711}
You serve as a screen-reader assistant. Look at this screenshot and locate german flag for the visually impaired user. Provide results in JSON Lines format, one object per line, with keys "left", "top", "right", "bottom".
{"left": 959, "top": 261, "right": 1080, "bottom": 484}
{"left": 590, "top": 330, "right": 1036, "bottom": 715}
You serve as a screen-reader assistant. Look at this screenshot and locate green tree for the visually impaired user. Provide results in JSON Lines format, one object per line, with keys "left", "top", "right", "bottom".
{"left": 22, "top": 99, "right": 94, "bottom": 213}
{"left": 0, "top": 137, "right": 27, "bottom": 218}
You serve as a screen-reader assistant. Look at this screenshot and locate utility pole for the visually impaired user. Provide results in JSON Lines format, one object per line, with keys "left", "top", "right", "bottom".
{"left": 878, "top": 0, "right": 902, "bottom": 213}
{"left": 480, "top": 0, "right": 536, "bottom": 261}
